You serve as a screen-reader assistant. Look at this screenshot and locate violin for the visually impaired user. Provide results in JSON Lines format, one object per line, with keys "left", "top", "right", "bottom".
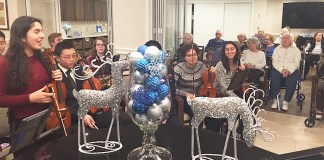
{"left": 45, "top": 56, "right": 71, "bottom": 136}
{"left": 80, "top": 60, "right": 109, "bottom": 115}
{"left": 199, "top": 58, "right": 217, "bottom": 97}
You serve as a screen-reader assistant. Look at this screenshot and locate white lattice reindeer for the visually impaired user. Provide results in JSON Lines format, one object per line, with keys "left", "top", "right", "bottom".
{"left": 187, "top": 88, "right": 275, "bottom": 160}
{"left": 73, "top": 58, "right": 128, "bottom": 154}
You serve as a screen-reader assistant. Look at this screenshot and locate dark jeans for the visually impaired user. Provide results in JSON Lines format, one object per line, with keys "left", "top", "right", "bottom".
{"left": 271, "top": 69, "right": 299, "bottom": 102}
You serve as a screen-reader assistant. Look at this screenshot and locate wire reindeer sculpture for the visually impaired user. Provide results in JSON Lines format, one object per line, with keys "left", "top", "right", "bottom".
{"left": 72, "top": 45, "right": 128, "bottom": 154}
{"left": 187, "top": 87, "right": 276, "bottom": 160}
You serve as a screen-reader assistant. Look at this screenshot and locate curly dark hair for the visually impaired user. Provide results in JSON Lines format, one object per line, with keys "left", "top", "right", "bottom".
{"left": 6, "top": 16, "right": 51, "bottom": 91}
{"left": 221, "top": 41, "right": 241, "bottom": 74}
{"left": 180, "top": 43, "right": 199, "bottom": 59}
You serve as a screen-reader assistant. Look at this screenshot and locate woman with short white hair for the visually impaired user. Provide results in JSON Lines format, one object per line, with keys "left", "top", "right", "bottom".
{"left": 271, "top": 33, "right": 301, "bottom": 111}
{"left": 240, "top": 37, "right": 266, "bottom": 86}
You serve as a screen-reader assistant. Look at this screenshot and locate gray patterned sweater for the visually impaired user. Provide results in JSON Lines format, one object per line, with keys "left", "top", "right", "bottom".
{"left": 174, "top": 61, "right": 206, "bottom": 97}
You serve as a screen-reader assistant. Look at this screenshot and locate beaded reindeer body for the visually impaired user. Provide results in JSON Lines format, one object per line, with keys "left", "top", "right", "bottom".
{"left": 72, "top": 48, "right": 128, "bottom": 154}
{"left": 187, "top": 88, "right": 275, "bottom": 160}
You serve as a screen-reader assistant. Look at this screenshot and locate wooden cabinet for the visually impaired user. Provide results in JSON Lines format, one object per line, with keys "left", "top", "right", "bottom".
{"left": 94, "top": 0, "right": 108, "bottom": 20}
{"left": 100, "top": 1, "right": 108, "bottom": 20}
{"left": 84, "top": 0, "right": 95, "bottom": 21}
{"left": 75, "top": 0, "right": 84, "bottom": 21}
{"left": 61, "top": 0, "right": 76, "bottom": 21}
{"left": 61, "top": 0, "right": 107, "bottom": 21}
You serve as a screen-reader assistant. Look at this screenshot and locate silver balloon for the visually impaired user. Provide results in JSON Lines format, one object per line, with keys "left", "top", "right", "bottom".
{"left": 159, "top": 97, "right": 171, "bottom": 112}
{"left": 131, "top": 70, "right": 146, "bottom": 84}
{"left": 129, "top": 52, "right": 144, "bottom": 65}
{"left": 144, "top": 46, "right": 160, "bottom": 60}
{"left": 147, "top": 104, "right": 163, "bottom": 121}
{"left": 127, "top": 99, "right": 135, "bottom": 114}
{"left": 130, "top": 84, "right": 144, "bottom": 94}
{"left": 134, "top": 114, "right": 148, "bottom": 125}
{"left": 157, "top": 63, "right": 167, "bottom": 77}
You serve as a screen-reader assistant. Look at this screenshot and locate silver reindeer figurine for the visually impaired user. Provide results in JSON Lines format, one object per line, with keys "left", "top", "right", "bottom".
{"left": 73, "top": 57, "right": 128, "bottom": 154}
{"left": 187, "top": 88, "right": 275, "bottom": 160}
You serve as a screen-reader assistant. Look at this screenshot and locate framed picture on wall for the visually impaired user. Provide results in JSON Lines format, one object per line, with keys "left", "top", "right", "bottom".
{"left": 0, "top": 0, "right": 8, "bottom": 30}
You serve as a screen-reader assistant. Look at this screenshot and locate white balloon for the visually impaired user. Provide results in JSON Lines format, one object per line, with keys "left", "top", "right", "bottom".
{"left": 129, "top": 52, "right": 144, "bottom": 66}
{"left": 131, "top": 70, "right": 146, "bottom": 84}
{"left": 147, "top": 104, "right": 163, "bottom": 121}
{"left": 159, "top": 97, "right": 171, "bottom": 112}
{"left": 144, "top": 46, "right": 160, "bottom": 60}
{"left": 130, "top": 84, "right": 144, "bottom": 94}
{"left": 134, "top": 114, "right": 148, "bottom": 125}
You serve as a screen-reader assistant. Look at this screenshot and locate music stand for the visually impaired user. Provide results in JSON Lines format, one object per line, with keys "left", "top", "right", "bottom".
{"left": 10, "top": 109, "right": 50, "bottom": 153}
{"left": 227, "top": 70, "right": 250, "bottom": 91}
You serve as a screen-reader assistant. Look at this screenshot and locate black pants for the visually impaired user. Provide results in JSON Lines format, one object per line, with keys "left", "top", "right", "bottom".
{"left": 246, "top": 69, "right": 264, "bottom": 86}
{"left": 305, "top": 55, "right": 320, "bottom": 77}
{"left": 8, "top": 112, "right": 22, "bottom": 145}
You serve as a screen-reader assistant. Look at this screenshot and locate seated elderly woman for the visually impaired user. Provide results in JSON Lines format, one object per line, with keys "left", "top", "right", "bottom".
{"left": 271, "top": 33, "right": 301, "bottom": 111}
{"left": 304, "top": 32, "right": 324, "bottom": 78}
{"left": 240, "top": 37, "right": 266, "bottom": 86}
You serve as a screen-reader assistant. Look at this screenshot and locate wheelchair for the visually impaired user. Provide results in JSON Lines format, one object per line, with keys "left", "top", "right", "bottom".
{"left": 264, "top": 58, "right": 305, "bottom": 110}
{"left": 305, "top": 62, "right": 324, "bottom": 127}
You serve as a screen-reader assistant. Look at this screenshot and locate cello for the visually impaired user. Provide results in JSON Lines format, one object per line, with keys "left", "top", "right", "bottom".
{"left": 45, "top": 56, "right": 71, "bottom": 136}
{"left": 199, "top": 58, "right": 217, "bottom": 98}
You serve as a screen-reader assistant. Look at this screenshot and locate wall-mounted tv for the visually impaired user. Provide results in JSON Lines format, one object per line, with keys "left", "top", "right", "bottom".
{"left": 282, "top": 2, "right": 324, "bottom": 29}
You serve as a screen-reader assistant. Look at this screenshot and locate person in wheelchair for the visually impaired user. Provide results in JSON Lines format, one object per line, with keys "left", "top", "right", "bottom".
{"left": 271, "top": 33, "right": 301, "bottom": 111}
{"left": 304, "top": 32, "right": 324, "bottom": 78}
{"left": 240, "top": 37, "right": 266, "bottom": 87}
{"left": 315, "top": 62, "right": 324, "bottom": 120}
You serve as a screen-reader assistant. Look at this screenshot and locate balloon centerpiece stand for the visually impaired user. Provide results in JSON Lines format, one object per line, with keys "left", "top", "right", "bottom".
{"left": 127, "top": 45, "right": 172, "bottom": 160}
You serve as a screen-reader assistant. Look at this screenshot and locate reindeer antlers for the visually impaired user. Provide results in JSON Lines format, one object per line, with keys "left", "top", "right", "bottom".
{"left": 244, "top": 86, "right": 276, "bottom": 142}
{"left": 72, "top": 43, "right": 117, "bottom": 81}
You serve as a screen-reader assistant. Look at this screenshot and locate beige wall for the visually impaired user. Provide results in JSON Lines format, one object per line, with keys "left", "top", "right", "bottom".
{"left": 1, "top": 0, "right": 25, "bottom": 41}
{"left": 113, "top": 0, "right": 150, "bottom": 54}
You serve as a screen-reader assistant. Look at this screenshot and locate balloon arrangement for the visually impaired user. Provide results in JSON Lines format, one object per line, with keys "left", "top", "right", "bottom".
{"left": 128, "top": 45, "right": 171, "bottom": 126}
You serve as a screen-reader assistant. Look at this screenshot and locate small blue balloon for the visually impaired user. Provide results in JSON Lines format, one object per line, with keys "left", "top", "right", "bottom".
{"left": 131, "top": 86, "right": 145, "bottom": 101}
{"left": 160, "top": 50, "right": 166, "bottom": 62}
{"left": 136, "top": 58, "right": 149, "bottom": 73}
{"left": 146, "top": 76, "right": 161, "bottom": 91}
{"left": 132, "top": 100, "right": 149, "bottom": 114}
{"left": 137, "top": 45, "right": 148, "bottom": 55}
{"left": 158, "top": 83, "right": 169, "bottom": 98}
{"left": 144, "top": 91, "right": 159, "bottom": 106}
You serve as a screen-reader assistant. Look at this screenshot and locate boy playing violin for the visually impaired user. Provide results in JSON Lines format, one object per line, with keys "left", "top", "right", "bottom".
{"left": 53, "top": 41, "right": 132, "bottom": 129}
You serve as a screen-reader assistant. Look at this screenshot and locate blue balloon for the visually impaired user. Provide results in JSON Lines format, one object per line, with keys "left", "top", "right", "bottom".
{"left": 132, "top": 100, "right": 149, "bottom": 114}
{"left": 144, "top": 91, "right": 159, "bottom": 106}
{"left": 131, "top": 86, "right": 145, "bottom": 101}
{"left": 135, "top": 59, "right": 149, "bottom": 73}
{"left": 158, "top": 83, "right": 169, "bottom": 98}
{"left": 137, "top": 45, "right": 148, "bottom": 55}
{"left": 146, "top": 76, "right": 161, "bottom": 91}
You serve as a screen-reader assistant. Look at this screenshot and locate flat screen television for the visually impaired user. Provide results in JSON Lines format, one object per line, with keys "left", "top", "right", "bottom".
{"left": 282, "top": 2, "right": 324, "bottom": 29}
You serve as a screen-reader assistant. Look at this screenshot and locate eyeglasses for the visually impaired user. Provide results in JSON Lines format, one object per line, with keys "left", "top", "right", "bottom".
{"left": 60, "top": 54, "right": 77, "bottom": 60}
{"left": 96, "top": 44, "right": 105, "bottom": 47}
